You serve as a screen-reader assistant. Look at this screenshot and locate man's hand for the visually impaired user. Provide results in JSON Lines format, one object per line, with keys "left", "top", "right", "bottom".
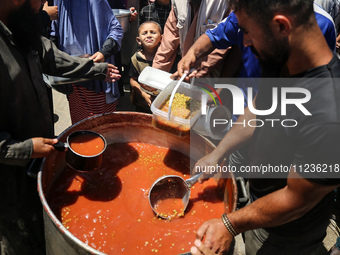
{"left": 90, "top": 52, "right": 105, "bottom": 63}
{"left": 176, "top": 52, "right": 198, "bottom": 79}
{"left": 43, "top": 2, "right": 58, "bottom": 20}
{"left": 194, "top": 152, "right": 221, "bottom": 183}
{"left": 170, "top": 69, "right": 198, "bottom": 80}
{"left": 195, "top": 218, "right": 233, "bottom": 254}
{"left": 191, "top": 239, "right": 217, "bottom": 255}
{"left": 105, "top": 64, "right": 121, "bottom": 82}
{"left": 129, "top": 7, "right": 138, "bottom": 22}
{"left": 31, "top": 137, "right": 58, "bottom": 158}
{"left": 175, "top": 33, "right": 215, "bottom": 80}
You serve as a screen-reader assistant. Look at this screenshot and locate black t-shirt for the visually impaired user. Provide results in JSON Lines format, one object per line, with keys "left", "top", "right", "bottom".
{"left": 248, "top": 55, "right": 340, "bottom": 238}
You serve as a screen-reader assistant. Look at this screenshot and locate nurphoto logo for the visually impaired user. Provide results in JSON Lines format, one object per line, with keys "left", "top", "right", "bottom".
{"left": 198, "top": 81, "right": 311, "bottom": 129}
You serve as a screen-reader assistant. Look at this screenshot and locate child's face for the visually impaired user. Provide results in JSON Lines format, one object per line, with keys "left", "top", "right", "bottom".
{"left": 137, "top": 23, "right": 162, "bottom": 50}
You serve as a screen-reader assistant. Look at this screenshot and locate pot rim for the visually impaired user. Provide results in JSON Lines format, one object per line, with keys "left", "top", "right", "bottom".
{"left": 112, "top": 8, "right": 131, "bottom": 17}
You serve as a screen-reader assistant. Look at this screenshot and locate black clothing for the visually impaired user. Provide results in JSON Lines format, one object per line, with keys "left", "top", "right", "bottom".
{"left": 139, "top": 2, "right": 171, "bottom": 31}
{"left": 99, "top": 37, "right": 120, "bottom": 60}
{"left": 38, "top": 9, "right": 51, "bottom": 37}
{"left": 107, "top": 0, "right": 126, "bottom": 9}
{"left": 0, "top": 19, "right": 108, "bottom": 254}
{"left": 248, "top": 55, "right": 340, "bottom": 240}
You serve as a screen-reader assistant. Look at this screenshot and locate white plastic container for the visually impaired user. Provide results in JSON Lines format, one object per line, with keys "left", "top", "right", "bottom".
{"left": 150, "top": 80, "right": 203, "bottom": 136}
{"left": 138, "top": 66, "right": 173, "bottom": 91}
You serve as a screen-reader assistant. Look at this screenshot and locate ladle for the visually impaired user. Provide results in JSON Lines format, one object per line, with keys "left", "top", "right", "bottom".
{"left": 54, "top": 130, "right": 106, "bottom": 172}
{"left": 148, "top": 172, "right": 202, "bottom": 219}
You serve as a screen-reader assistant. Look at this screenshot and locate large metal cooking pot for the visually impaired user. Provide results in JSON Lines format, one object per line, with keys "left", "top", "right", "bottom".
{"left": 112, "top": 9, "right": 131, "bottom": 33}
{"left": 38, "top": 112, "right": 237, "bottom": 255}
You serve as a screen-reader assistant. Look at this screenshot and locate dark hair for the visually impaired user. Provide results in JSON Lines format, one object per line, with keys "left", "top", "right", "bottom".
{"left": 138, "top": 21, "right": 163, "bottom": 35}
{"left": 229, "top": 0, "right": 315, "bottom": 28}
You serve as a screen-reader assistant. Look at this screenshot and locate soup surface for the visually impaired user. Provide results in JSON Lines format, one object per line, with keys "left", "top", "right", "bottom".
{"left": 153, "top": 197, "right": 185, "bottom": 220}
{"left": 69, "top": 133, "right": 105, "bottom": 156}
{"left": 47, "top": 142, "right": 225, "bottom": 254}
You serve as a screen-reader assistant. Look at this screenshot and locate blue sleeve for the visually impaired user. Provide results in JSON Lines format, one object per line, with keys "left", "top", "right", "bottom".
{"left": 108, "top": 15, "right": 124, "bottom": 50}
{"left": 98, "top": 0, "right": 124, "bottom": 50}
{"left": 315, "top": 12, "right": 336, "bottom": 52}
{"left": 205, "top": 12, "right": 241, "bottom": 50}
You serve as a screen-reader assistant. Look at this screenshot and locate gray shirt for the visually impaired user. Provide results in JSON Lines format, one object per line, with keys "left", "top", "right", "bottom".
{"left": 0, "top": 20, "right": 108, "bottom": 167}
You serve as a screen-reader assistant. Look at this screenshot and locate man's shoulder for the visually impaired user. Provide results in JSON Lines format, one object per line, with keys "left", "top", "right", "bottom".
{"left": 327, "top": 55, "right": 340, "bottom": 77}
{"left": 314, "top": 2, "right": 335, "bottom": 25}
{"left": 301, "top": 55, "right": 340, "bottom": 78}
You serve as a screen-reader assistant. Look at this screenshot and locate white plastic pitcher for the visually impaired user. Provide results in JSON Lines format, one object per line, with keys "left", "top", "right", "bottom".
{"left": 192, "top": 105, "right": 231, "bottom": 140}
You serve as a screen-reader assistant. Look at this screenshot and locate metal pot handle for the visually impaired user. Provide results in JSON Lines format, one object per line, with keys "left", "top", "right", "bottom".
{"left": 27, "top": 158, "right": 43, "bottom": 178}
{"left": 236, "top": 176, "right": 249, "bottom": 208}
{"left": 53, "top": 141, "right": 67, "bottom": 151}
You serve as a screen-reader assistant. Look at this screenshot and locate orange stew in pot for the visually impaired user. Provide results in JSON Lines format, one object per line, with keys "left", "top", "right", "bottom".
{"left": 69, "top": 133, "right": 105, "bottom": 156}
{"left": 47, "top": 142, "right": 225, "bottom": 254}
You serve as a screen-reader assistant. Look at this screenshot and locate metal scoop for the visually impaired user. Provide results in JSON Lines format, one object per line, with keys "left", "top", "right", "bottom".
{"left": 148, "top": 173, "right": 202, "bottom": 219}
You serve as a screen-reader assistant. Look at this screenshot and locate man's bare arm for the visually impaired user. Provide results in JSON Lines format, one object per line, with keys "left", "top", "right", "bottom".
{"left": 197, "top": 169, "right": 339, "bottom": 253}
{"left": 195, "top": 96, "right": 257, "bottom": 182}
{"left": 177, "top": 34, "right": 215, "bottom": 78}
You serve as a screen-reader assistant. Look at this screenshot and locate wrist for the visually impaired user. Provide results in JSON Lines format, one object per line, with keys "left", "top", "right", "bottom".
{"left": 209, "top": 146, "right": 225, "bottom": 164}
{"left": 221, "top": 213, "right": 239, "bottom": 236}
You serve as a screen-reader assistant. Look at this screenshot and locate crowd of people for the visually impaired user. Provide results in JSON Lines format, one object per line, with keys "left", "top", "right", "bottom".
{"left": 1, "top": 0, "right": 340, "bottom": 254}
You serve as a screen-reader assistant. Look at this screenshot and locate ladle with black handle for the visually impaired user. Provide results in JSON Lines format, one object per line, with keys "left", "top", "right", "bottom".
{"left": 148, "top": 172, "right": 203, "bottom": 219}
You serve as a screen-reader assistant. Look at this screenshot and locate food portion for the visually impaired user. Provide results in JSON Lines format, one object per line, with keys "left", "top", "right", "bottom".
{"left": 152, "top": 93, "right": 201, "bottom": 136}
{"left": 47, "top": 142, "right": 225, "bottom": 254}
{"left": 69, "top": 133, "right": 105, "bottom": 156}
{"left": 160, "top": 93, "right": 201, "bottom": 119}
{"left": 153, "top": 197, "right": 185, "bottom": 220}
{"left": 149, "top": 178, "right": 188, "bottom": 220}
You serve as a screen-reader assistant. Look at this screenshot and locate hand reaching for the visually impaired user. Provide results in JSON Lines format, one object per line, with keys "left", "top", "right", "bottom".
{"left": 194, "top": 152, "right": 221, "bottom": 184}
{"left": 129, "top": 7, "right": 138, "bottom": 22}
{"left": 90, "top": 52, "right": 105, "bottom": 63}
{"left": 43, "top": 2, "right": 58, "bottom": 20}
{"left": 175, "top": 51, "right": 198, "bottom": 81}
{"left": 191, "top": 239, "right": 217, "bottom": 255}
{"left": 31, "top": 137, "right": 59, "bottom": 158}
{"left": 105, "top": 63, "right": 121, "bottom": 82}
{"left": 193, "top": 219, "right": 233, "bottom": 254}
